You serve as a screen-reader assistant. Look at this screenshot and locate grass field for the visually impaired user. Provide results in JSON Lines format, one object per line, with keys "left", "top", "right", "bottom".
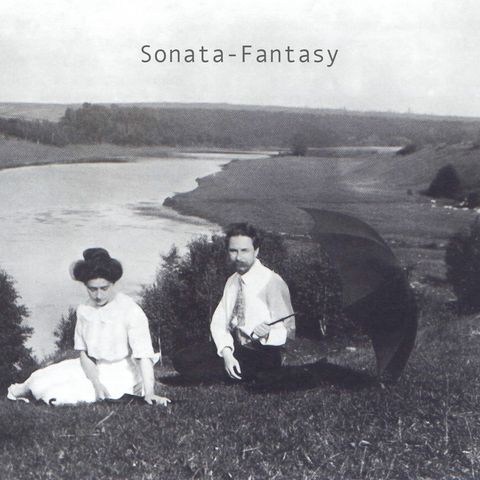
{"left": 2, "top": 305, "right": 480, "bottom": 479}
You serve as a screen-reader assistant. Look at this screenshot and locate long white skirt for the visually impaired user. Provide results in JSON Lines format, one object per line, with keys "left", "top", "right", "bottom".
{"left": 7, "top": 354, "right": 160, "bottom": 406}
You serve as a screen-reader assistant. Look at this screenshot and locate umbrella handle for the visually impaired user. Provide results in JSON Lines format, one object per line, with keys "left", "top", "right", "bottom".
{"left": 241, "top": 313, "right": 297, "bottom": 341}
{"left": 266, "top": 312, "right": 297, "bottom": 326}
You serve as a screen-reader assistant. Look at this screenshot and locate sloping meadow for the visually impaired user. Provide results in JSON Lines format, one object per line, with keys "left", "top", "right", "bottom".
{"left": 2, "top": 307, "right": 480, "bottom": 479}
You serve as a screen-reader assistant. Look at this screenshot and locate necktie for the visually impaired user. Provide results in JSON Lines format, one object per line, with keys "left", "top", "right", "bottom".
{"left": 231, "top": 276, "right": 248, "bottom": 344}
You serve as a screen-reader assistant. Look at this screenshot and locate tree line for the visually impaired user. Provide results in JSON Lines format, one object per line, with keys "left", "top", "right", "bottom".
{"left": 0, "top": 103, "right": 479, "bottom": 148}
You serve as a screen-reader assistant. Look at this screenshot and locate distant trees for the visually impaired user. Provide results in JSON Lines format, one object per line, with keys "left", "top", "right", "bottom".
{"left": 0, "top": 117, "right": 68, "bottom": 146}
{"left": 140, "top": 232, "right": 344, "bottom": 358}
{"left": 0, "top": 103, "right": 477, "bottom": 149}
{"left": 0, "top": 269, "right": 34, "bottom": 388}
{"left": 445, "top": 218, "right": 480, "bottom": 310}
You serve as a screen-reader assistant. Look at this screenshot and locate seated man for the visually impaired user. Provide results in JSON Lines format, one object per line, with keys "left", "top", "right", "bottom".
{"left": 172, "top": 223, "right": 295, "bottom": 382}
{"left": 211, "top": 223, "right": 295, "bottom": 380}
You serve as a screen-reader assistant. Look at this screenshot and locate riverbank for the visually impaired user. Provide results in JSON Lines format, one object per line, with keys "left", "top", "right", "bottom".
{"left": 0, "top": 137, "right": 186, "bottom": 170}
{"left": 0, "top": 136, "right": 279, "bottom": 171}
{"left": 167, "top": 148, "right": 477, "bottom": 283}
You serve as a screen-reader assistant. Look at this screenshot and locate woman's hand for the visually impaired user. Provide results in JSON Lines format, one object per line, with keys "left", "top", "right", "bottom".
{"left": 138, "top": 358, "right": 170, "bottom": 406}
{"left": 144, "top": 394, "right": 171, "bottom": 406}
{"left": 79, "top": 351, "right": 110, "bottom": 400}
{"left": 92, "top": 380, "right": 111, "bottom": 400}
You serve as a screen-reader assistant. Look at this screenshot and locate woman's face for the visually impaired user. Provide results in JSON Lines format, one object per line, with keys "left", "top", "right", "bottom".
{"left": 86, "top": 278, "right": 115, "bottom": 307}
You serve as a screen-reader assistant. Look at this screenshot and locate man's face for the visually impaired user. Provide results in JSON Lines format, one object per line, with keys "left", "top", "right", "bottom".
{"left": 228, "top": 235, "right": 258, "bottom": 274}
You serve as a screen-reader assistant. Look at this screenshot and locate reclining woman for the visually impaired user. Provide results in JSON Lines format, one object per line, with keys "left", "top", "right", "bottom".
{"left": 8, "top": 248, "right": 170, "bottom": 407}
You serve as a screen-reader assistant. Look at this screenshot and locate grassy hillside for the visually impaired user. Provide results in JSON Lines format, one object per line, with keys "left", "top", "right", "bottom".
{"left": 2, "top": 142, "right": 480, "bottom": 478}
{"left": 2, "top": 306, "right": 480, "bottom": 479}
{"left": 350, "top": 143, "right": 480, "bottom": 191}
{"left": 166, "top": 145, "right": 480, "bottom": 305}
{"left": 168, "top": 149, "right": 475, "bottom": 240}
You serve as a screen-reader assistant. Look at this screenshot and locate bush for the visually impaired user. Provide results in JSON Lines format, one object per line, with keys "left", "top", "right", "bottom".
{"left": 445, "top": 218, "right": 480, "bottom": 310}
{"left": 464, "top": 191, "right": 480, "bottom": 209}
{"left": 0, "top": 269, "right": 34, "bottom": 388}
{"left": 141, "top": 232, "right": 345, "bottom": 358}
{"left": 396, "top": 143, "right": 417, "bottom": 155}
{"left": 141, "top": 237, "right": 229, "bottom": 357}
{"left": 426, "top": 164, "right": 462, "bottom": 199}
{"left": 291, "top": 133, "right": 308, "bottom": 156}
{"left": 279, "top": 245, "right": 345, "bottom": 338}
{"left": 53, "top": 307, "right": 77, "bottom": 353}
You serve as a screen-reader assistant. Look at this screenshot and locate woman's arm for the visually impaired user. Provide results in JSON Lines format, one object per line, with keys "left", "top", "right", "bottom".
{"left": 79, "top": 351, "right": 110, "bottom": 400}
{"left": 138, "top": 358, "right": 170, "bottom": 406}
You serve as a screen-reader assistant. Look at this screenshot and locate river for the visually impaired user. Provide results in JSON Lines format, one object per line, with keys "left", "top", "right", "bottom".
{"left": 0, "top": 153, "right": 266, "bottom": 358}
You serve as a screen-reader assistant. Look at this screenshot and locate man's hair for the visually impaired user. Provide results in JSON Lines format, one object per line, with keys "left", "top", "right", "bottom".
{"left": 224, "top": 223, "right": 262, "bottom": 249}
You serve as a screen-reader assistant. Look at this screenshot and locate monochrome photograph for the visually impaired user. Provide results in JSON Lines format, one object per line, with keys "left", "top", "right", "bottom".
{"left": 1, "top": 1, "right": 480, "bottom": 478}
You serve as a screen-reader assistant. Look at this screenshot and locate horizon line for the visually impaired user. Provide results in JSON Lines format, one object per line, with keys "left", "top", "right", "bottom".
{"left": 0, "top": 100, "right": 479, "bottom": 122}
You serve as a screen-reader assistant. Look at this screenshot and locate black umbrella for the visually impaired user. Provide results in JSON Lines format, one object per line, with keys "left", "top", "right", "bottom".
{"left": 304, "top": 208, "right": 417, "bottom": 381}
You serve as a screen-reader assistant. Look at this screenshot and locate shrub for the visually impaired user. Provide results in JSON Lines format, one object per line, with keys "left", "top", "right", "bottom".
{"left": 0, "top": 269, "right": 34, "bottom": 388}
{"left": 141, "top": 232, "right": 345, "bottom": 358}
{"left": 141, "top": 237, "right": 229, "bottom": 357}
{"left": 465, "top": 191, "right": 480, "bottom": 209}
{"left": 445, "top": 218, "right": 480, "bottom": 310}
{"left": 291, "top": 133, "right": 308, "bottom": 156}
{"left": 426, "top": 164, "right": 462, "bottom": 199}
{"left": 280, "top": 245, "right": 345, "bottom": 338}
{"left": 53, "top": 307, "right": 77, "bottom": 353}
{"left": 396, "top": 143, "right": 417, "bottom": 155}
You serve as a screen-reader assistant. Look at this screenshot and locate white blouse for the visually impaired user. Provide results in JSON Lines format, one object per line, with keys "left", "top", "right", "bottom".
{"left": 74, "top": 292, "right": 155, "bottom": 361}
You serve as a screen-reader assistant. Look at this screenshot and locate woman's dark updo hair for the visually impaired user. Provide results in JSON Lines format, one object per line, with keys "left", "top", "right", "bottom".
{"left": 72, "top": 248, "right": 123, "bottom": 284}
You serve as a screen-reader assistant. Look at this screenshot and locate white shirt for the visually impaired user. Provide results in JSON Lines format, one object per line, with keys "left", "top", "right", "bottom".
{"left": 74, "top": 292, "right": 155, "bottom": 361}
{"left": 210, "top": 259, "right": 295, "bottom": 356}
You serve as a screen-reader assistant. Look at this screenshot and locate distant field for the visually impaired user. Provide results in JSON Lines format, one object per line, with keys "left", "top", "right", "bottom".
{"left": 0, "top": 103, "right": 75, "bottom": 122}
{"left": 0, "top": 137, "right": 182, "bottom": 169}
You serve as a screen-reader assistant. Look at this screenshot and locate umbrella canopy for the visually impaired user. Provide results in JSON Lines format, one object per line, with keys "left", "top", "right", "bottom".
{"left": 304, "top": 208, "right": 417, "bottom": 380}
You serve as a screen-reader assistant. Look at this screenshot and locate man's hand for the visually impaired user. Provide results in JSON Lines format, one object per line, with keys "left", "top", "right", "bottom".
{"left": 222, "top": 347, "right": 242, "bottom": 380}
{"left": 252, "top": 322, "right": 271, "bottom": 340}
{"left": 144, "top": 394, "right": 171, "bottom": 406}
{"left": 92, "top": 380, "right": 111, "bottom": 400}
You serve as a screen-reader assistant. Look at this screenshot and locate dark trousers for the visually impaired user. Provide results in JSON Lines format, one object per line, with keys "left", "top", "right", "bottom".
{"left": 172, "top": 339, "right": 282, "bottom": 382}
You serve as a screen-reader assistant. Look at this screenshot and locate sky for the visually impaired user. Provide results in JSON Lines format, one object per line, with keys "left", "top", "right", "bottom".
{"left": 0, "top": 0, "right": 479, "bottom": 116}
